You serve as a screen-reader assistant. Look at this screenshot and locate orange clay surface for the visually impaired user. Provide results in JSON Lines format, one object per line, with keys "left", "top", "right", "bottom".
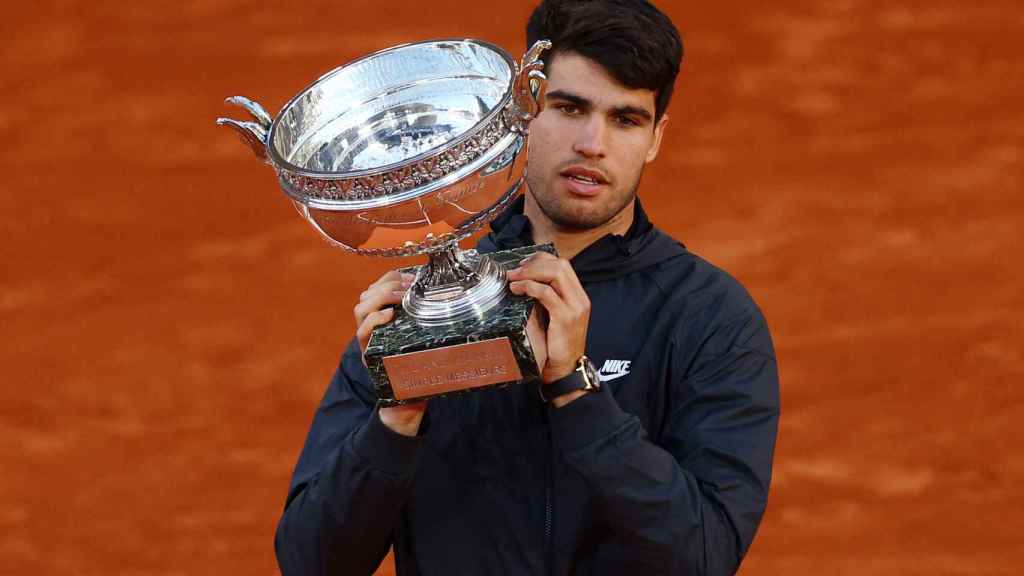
{"left": 2, "top": 1, "right": 1021, "bottom": 574}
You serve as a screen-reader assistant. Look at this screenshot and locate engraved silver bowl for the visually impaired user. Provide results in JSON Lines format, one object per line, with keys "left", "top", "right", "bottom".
{"left": 217, "top": 38, "right": 550, "bottom": 325}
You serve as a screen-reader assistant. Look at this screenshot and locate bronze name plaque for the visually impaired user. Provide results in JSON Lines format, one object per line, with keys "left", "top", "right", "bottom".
{"left": 383, "top": 337, "right": 524, "bottom": 401}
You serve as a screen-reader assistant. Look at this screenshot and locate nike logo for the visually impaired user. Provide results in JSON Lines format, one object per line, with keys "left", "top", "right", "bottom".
{"left": 597, "top": 359, "right": 631, "bottom": 383}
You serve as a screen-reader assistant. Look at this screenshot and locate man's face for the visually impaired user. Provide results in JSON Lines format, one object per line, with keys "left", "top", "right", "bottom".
{"left": 525, "top": 51, "right": 667, "bottom": 231}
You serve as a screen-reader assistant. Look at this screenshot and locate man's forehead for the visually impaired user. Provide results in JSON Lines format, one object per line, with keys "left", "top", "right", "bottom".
{"left": 544, "top": 51, "right": 657, "bottom": 113}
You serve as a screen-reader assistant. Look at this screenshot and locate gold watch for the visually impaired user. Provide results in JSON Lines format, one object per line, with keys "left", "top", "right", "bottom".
{"left": 538, "top": 355, "right": 600, "bottom": 402}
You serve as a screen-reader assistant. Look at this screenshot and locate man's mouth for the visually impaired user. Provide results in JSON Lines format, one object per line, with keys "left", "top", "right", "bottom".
{"left": 561, "top": 166, "right": 608, "bottom": 183}
{"left": 560, "top": 167, "right": 608, "bottom": 196}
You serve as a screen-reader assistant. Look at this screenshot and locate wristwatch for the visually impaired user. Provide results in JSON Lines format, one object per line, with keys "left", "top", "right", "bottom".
{"left": 538, "top": 355, "right": 601, "bottom": 402}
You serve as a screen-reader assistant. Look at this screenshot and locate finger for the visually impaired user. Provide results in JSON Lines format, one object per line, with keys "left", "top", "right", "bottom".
{"left": 359, "top": 278, "right": 409, "bottom": 301}
{"left": 508, "top": 279, "right": 568, "bottom": 319}
{"left": 378, "top": 270, "right": 416, "bottom": 285}
{"left": 354, "top": 281, "right": 409, "bottom": 326}
{"left": 357, "top": 307, "right": 395, "bottom": 354}
{"left": 517, "top": 250, "right": 558, "bottom": 265}
{"left": 363, "top": 271, "right": 415, "bottom": 296}
{"left": 361, "top": 276, "right": 414, "bottom": 301}
{"left": 508, "top": 251, "right": 558, "bottom": 277}
{"left": 510, "top": 275, "right": 588, "bottom": 332}
{"left": 355, "top": 288, "right": 403, "bottom": 322}
{"left": 507, "top": 254, "right": 571, "bottom": 285}
{"left": 507, "top": 257, "right": 586, "bottom": 308}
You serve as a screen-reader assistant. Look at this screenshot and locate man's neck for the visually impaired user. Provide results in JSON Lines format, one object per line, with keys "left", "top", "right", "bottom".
{"left": 523, "top": 196, "right": 635, "bottom": 260}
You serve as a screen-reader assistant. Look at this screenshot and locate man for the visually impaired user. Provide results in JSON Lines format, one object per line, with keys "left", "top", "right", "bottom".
{"left": 275, "top": 1, "right": 779, "bottom": 574}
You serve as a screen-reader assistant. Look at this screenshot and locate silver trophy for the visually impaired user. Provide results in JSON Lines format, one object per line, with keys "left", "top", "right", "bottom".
{"left": 217, "top": 39, "right": 552, "bottom": 405}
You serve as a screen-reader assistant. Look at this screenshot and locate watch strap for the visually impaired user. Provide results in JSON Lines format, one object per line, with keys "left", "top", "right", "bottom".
{"left": 538, "top": 356, "right": 600, "bottom": 402}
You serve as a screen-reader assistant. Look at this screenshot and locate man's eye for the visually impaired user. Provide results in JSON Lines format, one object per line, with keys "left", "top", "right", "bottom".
{"left": 616, "top": 115, "right": 640, "bottom": 127}
{"left": 558, "top": 104, "right": 581, "bottom": 115}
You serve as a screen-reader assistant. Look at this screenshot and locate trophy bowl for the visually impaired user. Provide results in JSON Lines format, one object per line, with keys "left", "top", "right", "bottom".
{"left": 218, "top": 38, "right": 552, "bottom": 404}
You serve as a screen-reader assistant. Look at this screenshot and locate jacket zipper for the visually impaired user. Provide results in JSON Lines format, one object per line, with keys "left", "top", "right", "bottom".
{"left": 543, "top": 409, "right": 554, "bottom": 576}
{"left": 545, "top": 482, "right": 552, "bottom": 569}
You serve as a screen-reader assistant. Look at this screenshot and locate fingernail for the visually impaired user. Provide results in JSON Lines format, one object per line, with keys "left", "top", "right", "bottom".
{"left": 401, "top": 280, "right": 413, "bottom": 288}
{"left": 508, "top": 267, "right": 521, "bottom": 275}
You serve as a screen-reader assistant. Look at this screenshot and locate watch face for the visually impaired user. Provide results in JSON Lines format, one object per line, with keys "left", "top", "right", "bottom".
{"left": 581, "top": 357, "right": 599, "bottom": 390}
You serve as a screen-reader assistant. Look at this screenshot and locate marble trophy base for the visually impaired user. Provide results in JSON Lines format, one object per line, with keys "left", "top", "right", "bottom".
{"left": 365, "top": 244, "right": 555, "bottom": 407}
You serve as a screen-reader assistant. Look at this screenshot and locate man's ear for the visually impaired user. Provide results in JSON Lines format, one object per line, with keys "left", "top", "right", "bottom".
{"left": 646, "top": 114, "right": 669, "bottom": 163}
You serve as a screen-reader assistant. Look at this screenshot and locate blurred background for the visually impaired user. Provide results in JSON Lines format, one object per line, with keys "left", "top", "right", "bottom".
{"left": 2, "top": 1, "right": 1020, "bottom": 574}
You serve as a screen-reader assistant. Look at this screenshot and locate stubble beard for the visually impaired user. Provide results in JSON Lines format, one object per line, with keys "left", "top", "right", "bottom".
{"left": 526, "top": 171, "right": 642, "bottom": 232}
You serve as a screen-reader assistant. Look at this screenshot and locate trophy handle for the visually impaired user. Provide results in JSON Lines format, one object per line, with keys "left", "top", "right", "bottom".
{"left": 216, "top": 96, "right": 273, "bottom": 164}
{"left": 510, "top": 39, "right": 552, "bottom": 133}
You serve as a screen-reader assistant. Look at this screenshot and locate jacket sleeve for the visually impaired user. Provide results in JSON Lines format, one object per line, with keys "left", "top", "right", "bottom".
{"left": 547, "top": 307, "right": 779, "bottom": 575}
{"left": 275, "top": 338, "right": 425, "bottom": 576}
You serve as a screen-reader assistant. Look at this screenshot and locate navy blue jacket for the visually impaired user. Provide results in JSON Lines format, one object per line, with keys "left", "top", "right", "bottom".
{"left": 275, "top": 198, "right": 780, "bottom": 575}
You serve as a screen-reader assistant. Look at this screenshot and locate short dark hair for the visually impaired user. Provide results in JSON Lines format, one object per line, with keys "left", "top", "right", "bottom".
{"left": 526, "top": 0, "right": 683, "bottom": 121}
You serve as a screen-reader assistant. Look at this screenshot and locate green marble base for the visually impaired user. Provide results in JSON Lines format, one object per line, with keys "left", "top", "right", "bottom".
{"left": 365, "top": 244, "right": 555, "bottom": 407}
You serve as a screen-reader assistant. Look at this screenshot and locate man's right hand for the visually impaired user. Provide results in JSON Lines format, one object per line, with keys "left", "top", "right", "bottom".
{"left": 354, "top": 270, "right": 427, "bottom": 437}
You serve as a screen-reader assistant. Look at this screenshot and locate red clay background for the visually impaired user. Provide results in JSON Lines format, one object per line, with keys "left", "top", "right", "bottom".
{"left": 2, "top": 1, "right": 1021, "bottom": 574}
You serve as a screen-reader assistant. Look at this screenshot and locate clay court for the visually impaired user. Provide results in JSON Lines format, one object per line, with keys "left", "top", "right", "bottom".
{"left": 2, "top": 1, "right": 1021, "bottom": 574}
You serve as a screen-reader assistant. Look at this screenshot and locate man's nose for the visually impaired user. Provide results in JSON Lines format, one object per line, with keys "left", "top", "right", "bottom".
{"left": 572, "top": 117, "right": 607, "bottom": 158}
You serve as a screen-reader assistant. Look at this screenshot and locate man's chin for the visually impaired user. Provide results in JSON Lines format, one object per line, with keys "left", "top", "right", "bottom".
{"left": 541, "top": 204, "right": 618, "bottom": 231}
{"left": 525, "top": 179, "right": 637, "bottom": 232}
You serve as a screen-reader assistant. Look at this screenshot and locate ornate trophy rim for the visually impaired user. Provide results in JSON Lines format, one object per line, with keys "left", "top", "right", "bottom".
{"left": 276, "top": 106, "right": 516, "bottom": 211}
{"left": 266, "top": 39, "right": 519, "bottom": 206}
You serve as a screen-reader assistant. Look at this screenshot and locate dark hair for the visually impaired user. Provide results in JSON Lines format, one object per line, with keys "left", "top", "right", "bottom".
{"left": 526, "top": 0, "right": 683, "bottom": 121}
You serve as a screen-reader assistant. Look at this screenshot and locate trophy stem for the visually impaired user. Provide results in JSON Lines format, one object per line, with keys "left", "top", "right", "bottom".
{"left": 403, "top": 243, "right": 508, "bottom": 326}
{"left": 421, "top": 244, "right": 480, "bottom": 288}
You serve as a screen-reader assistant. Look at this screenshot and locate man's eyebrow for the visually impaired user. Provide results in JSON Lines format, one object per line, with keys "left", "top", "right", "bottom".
{"left": 546, "top": 90, "right": 591, "bottom": 108}
{"left": 612, "top": 105, "right": 653, "bottom": 123}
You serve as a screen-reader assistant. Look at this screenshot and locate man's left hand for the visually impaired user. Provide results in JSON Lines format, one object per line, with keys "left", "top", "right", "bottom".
{"left": 507, "top": 252, "right": 590, "bottom": 386}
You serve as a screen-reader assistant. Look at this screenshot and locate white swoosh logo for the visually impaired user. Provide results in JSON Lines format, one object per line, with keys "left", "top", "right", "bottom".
{"left": 597, "top": 371, "right": 629, "bottom": 383}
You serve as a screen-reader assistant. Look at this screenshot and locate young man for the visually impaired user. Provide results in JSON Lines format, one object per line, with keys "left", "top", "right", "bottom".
{"left": 275, "top": 1, "right": 779, "bottom": 574}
